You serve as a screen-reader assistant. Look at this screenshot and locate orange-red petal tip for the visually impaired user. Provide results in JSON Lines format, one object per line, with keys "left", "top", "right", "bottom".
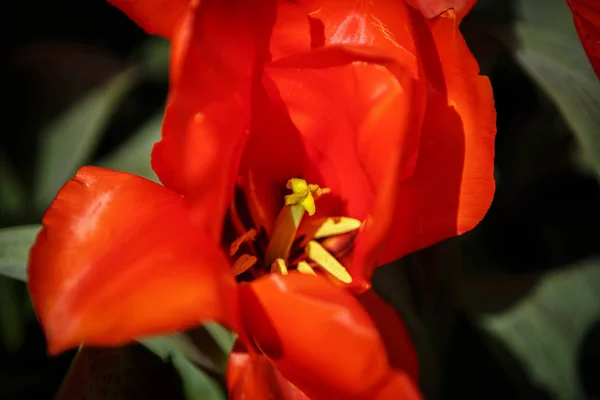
{"left": 28, "top": 167, "right": 239, "bottom": 354}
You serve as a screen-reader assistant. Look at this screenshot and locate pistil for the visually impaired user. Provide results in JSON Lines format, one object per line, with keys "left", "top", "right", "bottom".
{"left": 263, "top": 179, "right": 325, "bottom": 266}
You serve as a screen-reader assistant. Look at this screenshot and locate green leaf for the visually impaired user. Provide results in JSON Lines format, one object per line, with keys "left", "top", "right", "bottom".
{"left": 514, "top": 0, "right": 574, "bottom": 33}
{"left": 499, "top": 0, "right": 600, "bottom": 180}
{"left": 0, "top": 225, "right": 41, "bottom": 282}
{"left": 97, "top": 113, "right": 162, "bottom": 181}
{"left": 136, "top": 37, "right": 170, "bottom": 82}
{"left": 479, "top": 258, "right": 600, "bottom": 400}
{"left": 0, "top": 152, "right": 27, "bottom": 221}
{"left": 203, "top": 323, "right": 236, "bottom": 355}
{"left": 141, "top": 335, "right": 226, "bottom": 400}
{"left": 34, "top": 67, "right": 140, "bottom": 212}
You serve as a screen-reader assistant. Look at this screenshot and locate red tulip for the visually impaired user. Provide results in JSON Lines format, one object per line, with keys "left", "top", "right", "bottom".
{"left": 566, "top": 0, "right": 600, "bottom": 78}
{"left": 28, "top": 0, "right": 495, "bottom": 398}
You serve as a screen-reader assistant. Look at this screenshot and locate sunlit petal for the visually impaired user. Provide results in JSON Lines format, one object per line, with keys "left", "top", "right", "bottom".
{"left": 28, "top": 167, "right": 239, "bottom": 354}
{"left": 153, "top": 0, "right": 277, "bottom": 240}
{"left": 239, "top": 273, "right": 413, "bottom": 399}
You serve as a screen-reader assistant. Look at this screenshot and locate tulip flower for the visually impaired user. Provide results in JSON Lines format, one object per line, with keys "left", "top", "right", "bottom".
{"left": 28, "top": 0, "right": 496, "bottom": 398}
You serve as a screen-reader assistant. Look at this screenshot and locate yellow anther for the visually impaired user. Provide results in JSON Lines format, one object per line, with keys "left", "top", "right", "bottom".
{"left": 305, "top": 240, "right": 352, "bottom": 284}
{"left": 271, "top": 258, "right": 289, "bottom": 275}
{"left": 300, "top": 216, "right": 362, "bottom": 241}
{"left": 284, "top": 178, "right": 328, "bottom": 216}
{"left": 297, "top": 261, "right": 317, "bottom": 275}
{"left": 314, "top": 217, "right": 361, "bottom": 238}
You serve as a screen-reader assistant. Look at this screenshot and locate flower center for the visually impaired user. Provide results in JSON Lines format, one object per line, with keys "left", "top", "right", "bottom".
{"left": 225, "top": 176, "right": 361, "bottom": 284}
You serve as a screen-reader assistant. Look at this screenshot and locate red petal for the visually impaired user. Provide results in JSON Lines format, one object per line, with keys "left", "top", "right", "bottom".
{"left": 270, "top": 0, "right": 421, "bottom": 61}
{"left": 239, "top": 0, "right": 427, "bottom": 282}
{"left": 226, "top": 341, "right": 421, "bottom": 400}
{"left": 257, "top": 51, "right": 421, "bottom": 283}
{"left": 107, "top": 0, "right": 187, "bottom": 38}
{"left": 28, "top": 167, "right": 239, "bottom": 355}
{"left": 269, "top": 0, "right": 314, "bottom": 59}
{"left": 152, "top": 0, "right": 277, "bottom": 239}
{"left": 372, "top": 9, "right": 496, "bottom": 267}
{"left": 227, "top": 344, "right": 310, "bottom": 400}
{"left": 405, "top": 0, "right": 476, "bottom": 22}
{"left": 303, "top": 0, "right": 419, "bottom": 60}
{"left": 238, "top": 272, "right": 420, "bottom": 399}
{"left": 238, "top": 0, "right": 422, "bottom": 217}
{"left": 358, "top": 290, "right": 419, "bottom": 381}
{"left": 371, "top": 372, "right": 424, "bottom": 400}
{"left": 567, "top": 0, "right": 600, "bottom": 78}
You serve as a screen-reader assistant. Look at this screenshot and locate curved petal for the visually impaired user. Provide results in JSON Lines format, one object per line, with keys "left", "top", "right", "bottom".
{"left": 107, "top": 0, "right": 188, "bottom": 38}
{"left": 270, "top": 0, "right": 421, "bottom": 61}
{"left": 240, "top": 48, "right": 421, "bottom": 284}
{"left": 152, "top": 0, "right": 277, "bottom": 239}
{"left": 238, "top": 0, "right": 424, "bottom": 237}
{"left": 28, "top": 167, "right": 239, "bottom": 355}
{"left": 566, "top": 0, "right": 600, "bottom": 78}
{"left": 238, "top": 272, "right": 420, "bottom": 399}
{"left": 226, "top": 340, "right": 421, "bottom": 400}
{"left": 242, "top": 48, "right": 418, "bottom": 223}
{"left": 373, "top": 8, "right": 496, "bottom": 266}
{"left": 405, "top": 0, "right": 476, "bottom": 22}
{"left": 227, "top": 344, "right": 310, "bottom": 400}
{"left": 358, "top": 290, "right": 419, "bottom": 381}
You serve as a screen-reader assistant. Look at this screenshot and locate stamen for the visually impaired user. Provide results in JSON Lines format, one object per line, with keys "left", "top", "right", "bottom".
{"left": 229, "top": 229, "right": 257, "bottom": 256}
{"left": 299, "top": 216, "right": 362, "bottom": 240}
{"left": 271, "top": 258, "right": 288, "bottom": 275}
{"left": 297, "top": 261, "right": 317, "bottom": 275}
{"left": 232, "top": 254, "right": 257, "bottom": 276}
{"left": 305, "top": 240, "right": 353, "bottom": 283}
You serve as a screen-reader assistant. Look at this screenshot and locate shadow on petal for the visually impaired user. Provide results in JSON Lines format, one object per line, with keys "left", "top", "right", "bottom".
{"left": 227, "top": 341, "right": 309, "bottom": 400}
{"left": 239, "top": 272, "right": 409, "bottom": 399}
